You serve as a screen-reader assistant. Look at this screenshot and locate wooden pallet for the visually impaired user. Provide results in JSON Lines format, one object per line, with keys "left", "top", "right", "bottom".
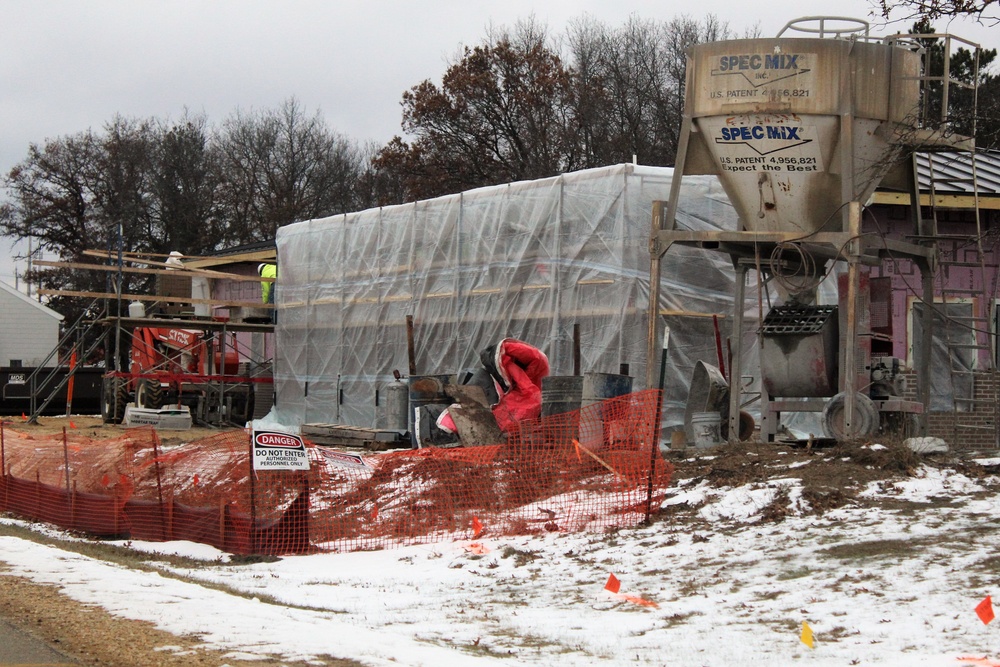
{"left": 300, "top": 423, "right": 409, "bottom": 451}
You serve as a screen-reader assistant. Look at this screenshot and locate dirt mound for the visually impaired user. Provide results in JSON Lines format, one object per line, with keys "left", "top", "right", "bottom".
{"left": 662, "top": 437, "right": 987, "bottom": 521}
{"left": 0, "top": 414, "right": 231, "bottom": 448}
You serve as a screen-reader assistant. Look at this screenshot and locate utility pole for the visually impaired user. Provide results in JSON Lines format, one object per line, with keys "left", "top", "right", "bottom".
{"left": 26, "top": 237, "right": 33, "bottom": 299}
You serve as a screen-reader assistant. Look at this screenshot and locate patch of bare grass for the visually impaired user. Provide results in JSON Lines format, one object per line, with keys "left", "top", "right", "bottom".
{"left": 818, "top": 537, "right": 932, "bottom": 562}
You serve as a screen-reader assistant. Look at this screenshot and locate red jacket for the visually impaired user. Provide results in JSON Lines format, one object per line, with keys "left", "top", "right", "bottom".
{"left": 490, "top": 338, "right": 550, "bottom": 433}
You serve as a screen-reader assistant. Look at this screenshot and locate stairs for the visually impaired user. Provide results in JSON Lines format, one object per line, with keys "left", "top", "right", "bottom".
{"left": 25, "top": 299, "right": 109, "bottom": 423}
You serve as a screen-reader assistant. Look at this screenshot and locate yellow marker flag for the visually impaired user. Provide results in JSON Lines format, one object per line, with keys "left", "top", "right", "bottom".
{"left": 800, "top": 621, "right": 815, "bottom": 649}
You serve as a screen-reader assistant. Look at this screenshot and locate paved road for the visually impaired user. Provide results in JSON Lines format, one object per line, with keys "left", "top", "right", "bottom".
{"left": 0, "top": 617, "right": 76, "bottom": 666}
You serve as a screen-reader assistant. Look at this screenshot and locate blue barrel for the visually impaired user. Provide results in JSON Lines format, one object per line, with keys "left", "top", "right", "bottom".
{"left": 541, "top": 373, "right": 633, "bottom": 417}
{"left": 541, "top": 376, "right": 583, "bottom": 417}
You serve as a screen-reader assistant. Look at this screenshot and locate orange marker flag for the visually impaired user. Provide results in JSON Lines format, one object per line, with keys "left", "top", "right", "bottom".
{"left": 977, "top": 596, "right": 995, "bottom": 625}
{"left": 605, "top": 573, "right": 621, "bottom": 594}
{"left": 471, "top": 516, "right": 484, "bottom": 538}
{"left": 956, "top": 657, "right": 1000, "bottom": 666}
{"left": 800, "top": 621, "right": 815, "bottom": 649}
{"left": 69, "top": 421, "right": 77, "bottom": 429}
{"left": 465, "top": 542, "right": 489, "bottom": 555}
{"left": 622, "top": 593, "right": 659, "bottom": 609}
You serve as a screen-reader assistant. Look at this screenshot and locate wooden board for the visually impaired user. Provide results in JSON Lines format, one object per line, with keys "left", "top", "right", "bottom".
{"left": 82, "top": 250, "right": 274, "bottom": 280}
{"left": 34, "top": 259, "right": 269, "bottom": 282}
{"left": 36, "top": 288, "right": 273, "bottom": 310}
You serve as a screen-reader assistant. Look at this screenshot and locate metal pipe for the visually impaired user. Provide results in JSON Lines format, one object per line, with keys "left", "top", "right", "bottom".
{"left": 573, "top": 323, "right": 581, "bottom": 376}
{"left": 645, "top": 203, "right": 664, "bottom": 390}
{"left": 919, "top": 266, "right": 935, "bottom": 436}
{"left": 841, "top": 202, "right": 863, "bottom": 435}
{"left": 406, "top": 315, "right": 416, "bottom": 376}
{"left": 644, "top": 325, "right": 670, "bottom": 525}
{"left": 728, "top": 264, "right": 748, "bottom": 443}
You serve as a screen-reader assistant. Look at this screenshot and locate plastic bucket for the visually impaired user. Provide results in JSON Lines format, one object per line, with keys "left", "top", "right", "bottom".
{"left": 691, "top": 412, "right": 722, "bottom": 448}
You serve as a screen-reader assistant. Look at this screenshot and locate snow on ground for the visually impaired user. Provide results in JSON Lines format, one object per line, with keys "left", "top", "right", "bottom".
{"left": 4, "top": 464, "right": 1000, "bottom": 666}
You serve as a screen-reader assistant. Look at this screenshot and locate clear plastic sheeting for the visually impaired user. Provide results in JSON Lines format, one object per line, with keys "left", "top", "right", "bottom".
{"left": 274, "top": 164, "right": 755, "bottom": 431}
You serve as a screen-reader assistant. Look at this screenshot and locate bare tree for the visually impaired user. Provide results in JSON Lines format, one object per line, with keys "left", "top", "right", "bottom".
{"left": 1, "top": 115, "right": 228, "bottom": 325}
{"left": 878, "top": 0, "right": 999, "bottom": 26}
{"left": 563, "top": 15, "right": 614, "bottom": 169}
{"left": 215, "top": 97, "right": 365, "bottom": 242}
{"left": 98, "top": 116, "right": 156, "bottom": 257}
{"left": 1, "top": 132, "right": 103, "bottom": 275}
{"left": 564, "top": 14, "right": 731, "bottom": 167}
{"left": 150, "top": 114, "right": 224, "bottom": 255}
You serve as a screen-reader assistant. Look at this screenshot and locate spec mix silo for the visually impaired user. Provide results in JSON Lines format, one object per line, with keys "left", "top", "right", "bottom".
{"left": 683, "top": 25, "right": 921, "bottom": 234}
{"left": 649, "top": 19, "right": 936, "bottom": 442}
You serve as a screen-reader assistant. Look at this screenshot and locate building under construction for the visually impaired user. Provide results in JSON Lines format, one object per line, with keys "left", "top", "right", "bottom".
{"left": 269, "top": 17, "right": 1000, "bottom": 451}
{"left": 7, "top": 17, "right": 999, "bottom": 452}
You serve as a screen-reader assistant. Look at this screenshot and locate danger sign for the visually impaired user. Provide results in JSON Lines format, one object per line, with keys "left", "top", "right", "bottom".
{"left": 320, "top": 449, "right": 371, "bottom": 470}
{"left": 252, "top": 430, "right": 309, "bottom": 471}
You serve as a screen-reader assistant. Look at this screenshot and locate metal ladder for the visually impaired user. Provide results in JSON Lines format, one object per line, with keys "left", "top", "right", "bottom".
{"left": 25, "top": 299, "right": 109, "bottom": 423}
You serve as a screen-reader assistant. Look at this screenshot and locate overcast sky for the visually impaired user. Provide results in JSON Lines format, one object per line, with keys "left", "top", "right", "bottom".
{"left": 2, "top": 0, "right": 997, "bottom": 289}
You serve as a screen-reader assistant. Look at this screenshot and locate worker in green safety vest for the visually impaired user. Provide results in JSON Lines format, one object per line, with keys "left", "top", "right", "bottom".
{"left": 258, "top": 263, "right": 277, "bottom": 323}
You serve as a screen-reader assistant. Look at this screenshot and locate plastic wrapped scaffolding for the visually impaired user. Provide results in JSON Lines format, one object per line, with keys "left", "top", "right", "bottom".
{"left": 273, "top": 164, "right": 756, "bottom": 433}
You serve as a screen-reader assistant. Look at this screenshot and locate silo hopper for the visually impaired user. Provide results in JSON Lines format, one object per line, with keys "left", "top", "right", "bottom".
{"left": 648, "top": 17, "right": 976, "bottom": 442}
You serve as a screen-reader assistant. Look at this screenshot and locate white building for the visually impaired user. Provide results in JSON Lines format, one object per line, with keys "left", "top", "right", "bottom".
{"left": 0, "top": 281, "right": 63, "bottom": 367}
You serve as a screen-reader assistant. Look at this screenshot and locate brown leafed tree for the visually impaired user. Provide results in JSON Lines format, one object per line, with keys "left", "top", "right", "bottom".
{"left": 373, "top": 19, "right": 577, "bottom": 202}
{"left": 376, "top": 14, "right": 734, "bottom": 203}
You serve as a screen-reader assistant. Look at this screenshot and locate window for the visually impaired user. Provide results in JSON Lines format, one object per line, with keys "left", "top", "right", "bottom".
{"left": 909, "top": 299, "right": 975, "bottom": 411}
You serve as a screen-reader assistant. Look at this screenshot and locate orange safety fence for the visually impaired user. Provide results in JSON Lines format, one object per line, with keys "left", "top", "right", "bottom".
{"left": 0, "top": 390, "right": 672, "bottom": 555}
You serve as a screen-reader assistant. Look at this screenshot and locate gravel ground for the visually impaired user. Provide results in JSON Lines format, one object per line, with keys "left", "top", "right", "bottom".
{"left": 0, "top": 568, "right": 361, "bottom": 667}
{"left": 2, "top": 414, "right": 233, "bottom": 447}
